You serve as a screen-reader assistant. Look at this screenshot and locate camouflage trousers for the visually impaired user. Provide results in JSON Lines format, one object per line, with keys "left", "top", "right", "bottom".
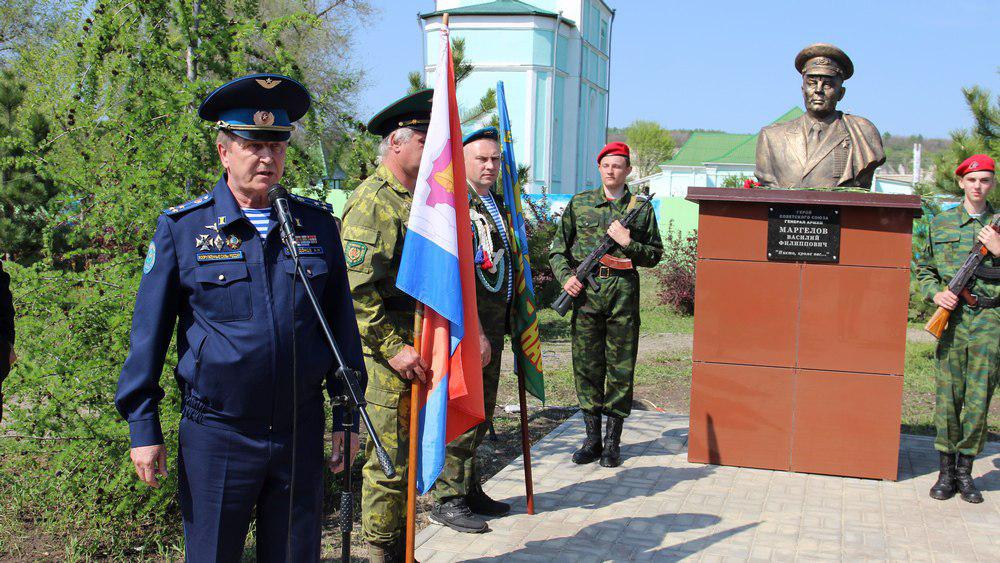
{"left": 360, "top": 355, "right": 412, "bottom": 547}
{"left": 571, "top": 273, "right": 640, "bottom": 418}
{"left": 432, "top": 323, "right": 505, "bottom": 503}
{"left": 934, "top": 307, "right": 1000, "bottom": 456}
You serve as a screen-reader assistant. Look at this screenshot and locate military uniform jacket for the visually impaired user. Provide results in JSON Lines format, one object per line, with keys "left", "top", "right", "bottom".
{"left": 341, "top": 165, "right": 415, "bottom": 363}
{"left": 549, "top": 186, "right": 664, "bottom": 286}
{"left": 914, "top": 203, "right": 1000, "bottom": 307}
{"left": 115, "top": 176, "right": 366, "bottom": 448}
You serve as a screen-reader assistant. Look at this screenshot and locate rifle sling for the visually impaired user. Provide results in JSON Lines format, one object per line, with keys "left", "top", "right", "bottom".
{"left": 974, "top": 263, "right": 1000, "bottom": 280}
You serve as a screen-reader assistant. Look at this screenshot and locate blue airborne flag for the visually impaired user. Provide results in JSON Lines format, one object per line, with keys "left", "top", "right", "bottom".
{"left": 496, "top": 80, "right": 544, "bottom": 401}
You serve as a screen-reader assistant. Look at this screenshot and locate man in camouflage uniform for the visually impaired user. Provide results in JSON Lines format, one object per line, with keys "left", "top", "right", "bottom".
{"left": 341, "top": 90, "right": 433, "bottom": 562}
{"left": 430, "top": 127, "right": 513, "bottom": 533}
{"left": 549, "top": 142, "right": 663, "bottom": 468}
{"left": 915, "top": 154, "right": 999, "bottom": 504}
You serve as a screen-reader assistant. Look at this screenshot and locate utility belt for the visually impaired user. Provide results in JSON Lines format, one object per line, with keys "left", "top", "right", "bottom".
{"left": 595, "top": 254, "right": 636, "bottom": 279}
{"left": 383, "top": 295, "right": 416, "bottom": 313}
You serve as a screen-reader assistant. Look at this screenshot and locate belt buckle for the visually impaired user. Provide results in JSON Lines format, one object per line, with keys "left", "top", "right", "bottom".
{"left": 598, "top": 266, "right": 611, "bottom": 278}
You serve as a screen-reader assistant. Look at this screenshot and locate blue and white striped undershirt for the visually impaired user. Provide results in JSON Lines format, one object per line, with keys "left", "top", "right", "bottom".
{"left": 242, "top": 208, "right": 272, "bottom": 239}
{"left": 481, "top": 192, "right": 513, "bottom": 302}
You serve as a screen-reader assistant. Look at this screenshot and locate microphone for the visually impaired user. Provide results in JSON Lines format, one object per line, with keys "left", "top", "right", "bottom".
{"left": 267, "top": 185, "right": 297, "bottom": 255}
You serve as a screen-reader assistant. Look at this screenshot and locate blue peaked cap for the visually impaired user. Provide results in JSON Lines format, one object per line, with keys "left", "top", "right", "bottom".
{"left": 198, "top": 73, "right": 310, "bottom": 142}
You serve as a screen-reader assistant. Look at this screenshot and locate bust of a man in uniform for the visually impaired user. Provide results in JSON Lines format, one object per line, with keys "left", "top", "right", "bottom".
{"left": 755, "top": 43, "right": 886, "bottom": 189}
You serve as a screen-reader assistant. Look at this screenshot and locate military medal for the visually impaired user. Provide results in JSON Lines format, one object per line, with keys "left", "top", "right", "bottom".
{"left": 226, "top": 234, "right": 242, "bottom": 249}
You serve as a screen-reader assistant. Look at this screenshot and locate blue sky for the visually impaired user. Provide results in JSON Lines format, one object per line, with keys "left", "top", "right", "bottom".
{"left": 353, "top": 0, "right": 999, "bottom": 138}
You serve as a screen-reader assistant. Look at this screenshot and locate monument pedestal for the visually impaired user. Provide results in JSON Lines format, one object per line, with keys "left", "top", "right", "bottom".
{"left": 685, "top": 187, "right": 922, "bottom": 480}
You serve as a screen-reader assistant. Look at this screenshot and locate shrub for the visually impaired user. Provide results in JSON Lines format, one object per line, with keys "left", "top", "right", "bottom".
{"left": 653, "top": 222, "right": 697, "bottom": 315}
{"left": 521, "top": 193, "right": 562, "bottom": 306}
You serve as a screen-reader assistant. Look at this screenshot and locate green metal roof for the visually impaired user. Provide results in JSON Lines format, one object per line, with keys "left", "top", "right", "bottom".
{"left": 663, "top": 132, "right": 754, "bottom": 167}
{"left": 421, "top": 0, "right": 575, "bottom": 24}
{"left": 662, "top": 107, "right": 805, "bottom": 167}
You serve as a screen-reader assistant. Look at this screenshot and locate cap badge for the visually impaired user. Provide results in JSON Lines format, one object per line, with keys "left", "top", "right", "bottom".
{"left": 253, "top": 110, "right": 275, "bottom": 126}
{"left": 970, "top": 161, "right": 980, "bottom": 170}
{"left": 255, "top": 77, "right": 282, "bottom": 89}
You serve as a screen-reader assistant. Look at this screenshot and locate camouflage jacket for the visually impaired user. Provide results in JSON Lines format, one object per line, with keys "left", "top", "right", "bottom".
{"left": 341, "top": 164, "right": 414, "bottom": 362}
{"left": 914, "top": 203, "right": 1000, "bottom": 303}
{"left": 549, "top": 186, "right": 664, "bottom": 286}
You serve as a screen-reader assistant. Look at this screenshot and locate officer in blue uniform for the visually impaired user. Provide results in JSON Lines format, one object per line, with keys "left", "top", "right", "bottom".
{"left": 115, "top": 73, "right": 366, "bottom": 562}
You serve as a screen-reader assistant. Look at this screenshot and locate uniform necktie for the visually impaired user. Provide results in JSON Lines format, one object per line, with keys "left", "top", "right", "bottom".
{"left": 808, "top": 122, "right": 824, "bottom": 158}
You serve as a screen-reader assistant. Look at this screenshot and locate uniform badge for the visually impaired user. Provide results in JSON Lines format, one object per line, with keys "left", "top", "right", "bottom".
{"left": 345, "top": 241, "right": 367, "bottom": 267}
{"left": 197, "top": 250, "right": 245, "bottom": 263}
{"left": 286, "top": 246, "right": 324, "bottom": 256}
{"left": 195, "top": 234, "right": 224, "bottom": 252}
{"left": 255, "top": 77, "right": 282, "bottom": 89}
{"left": 143, "top": 242, "right": 156, "bottom": 274}
{"left": 226, "top": 234, "right": 242, "bottom": 250}
{"left": 196, "top": 218, "right": 228, "bottom": 251}
{"left": 253, "top": 111, "right": 275, "bottom": 126}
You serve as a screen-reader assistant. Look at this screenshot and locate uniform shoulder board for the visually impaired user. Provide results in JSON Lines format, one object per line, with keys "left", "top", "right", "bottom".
{"left": 289, "top": 193, "right": 334, "bottom": 213}
{"left": 163, "top": 193, "right": 214, "bottom": 216}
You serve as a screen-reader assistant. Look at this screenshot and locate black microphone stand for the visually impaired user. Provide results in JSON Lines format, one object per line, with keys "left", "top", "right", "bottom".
{"left": 271, "top": 188, "right": 395, "bottom": 563}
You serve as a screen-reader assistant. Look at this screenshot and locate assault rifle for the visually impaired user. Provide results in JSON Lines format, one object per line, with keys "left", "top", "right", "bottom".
{"left": 551, "top": 193, "right": 654, "bottom": 317}
{"left": 924, "top": 213, "right": 1000, "bottom": 339}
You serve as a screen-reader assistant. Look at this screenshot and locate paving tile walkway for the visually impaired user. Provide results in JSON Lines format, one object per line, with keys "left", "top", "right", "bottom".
{"left": 415, "top": 411, "right": 1000, "bottom": 562}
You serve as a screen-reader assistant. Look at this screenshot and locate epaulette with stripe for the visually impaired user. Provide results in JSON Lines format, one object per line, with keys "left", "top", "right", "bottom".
{"left": 163, "top": 193, "right": 214, "bottom": 216}
{"left": 289, "top": 193, "right": 334, "bottom": 213}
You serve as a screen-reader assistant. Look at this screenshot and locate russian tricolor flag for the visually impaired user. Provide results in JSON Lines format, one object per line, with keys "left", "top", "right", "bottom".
{"left": 396, "top": 23, "right": 485, "bottom": 494}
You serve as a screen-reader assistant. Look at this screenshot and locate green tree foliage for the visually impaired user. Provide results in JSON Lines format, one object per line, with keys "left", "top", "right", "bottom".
{"left": 0, "top": 0, "right": 371, "bottom": 556}
{"left": 0, "top": 68, "right": 56, "bottom": 261}
{"left": 720, "top": 175, "right": 751, "bottom": 188}
{"left": 930, "top": 83, "right": 1000, "bottom": 206}
{"left": 624, "top": 119, "right": 675, "bottom": 177}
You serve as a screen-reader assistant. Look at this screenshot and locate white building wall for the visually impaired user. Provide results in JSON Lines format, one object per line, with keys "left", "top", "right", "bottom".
{"left": 424, "top": 1, "right": 612, "bottom": 195}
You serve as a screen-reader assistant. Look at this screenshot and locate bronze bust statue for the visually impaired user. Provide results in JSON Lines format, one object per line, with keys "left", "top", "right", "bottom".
{"left": 755, "top": 44, "right": 886, "bottom": 189}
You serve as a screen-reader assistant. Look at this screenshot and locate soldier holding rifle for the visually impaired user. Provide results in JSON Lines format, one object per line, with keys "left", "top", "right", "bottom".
{"left": 549, "top": 142, "right": 663, "bottom": 468}
{"left": 915, "top": 154, "right": 1000, "bottom": 504}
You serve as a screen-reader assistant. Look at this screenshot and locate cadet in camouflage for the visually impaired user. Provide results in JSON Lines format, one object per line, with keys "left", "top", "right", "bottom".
{"left": 342, "top": 90, "right": 433, "bottom": 563}
{"left": 549, "top": 142, "right": 663, "bottom": 468}
{"left": 430, "top": 127, "right": 513, "bottom": 534}
{"left": 914, "top": 154, "right": 999, "bottom": 504}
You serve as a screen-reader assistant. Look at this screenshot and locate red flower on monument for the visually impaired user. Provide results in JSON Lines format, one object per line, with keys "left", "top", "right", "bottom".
{"left": 742, "top": 179, "right": 761, "bottom": 189}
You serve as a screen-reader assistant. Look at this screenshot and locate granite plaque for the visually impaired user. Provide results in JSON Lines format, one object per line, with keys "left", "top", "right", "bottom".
{"left": 767, "top": 205, "right": 840, "bottom": 262}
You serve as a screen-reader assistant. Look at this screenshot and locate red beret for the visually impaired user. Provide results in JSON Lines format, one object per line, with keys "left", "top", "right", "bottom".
{"left": 597, "top": 142, "right": 630, "bottom": 164}
{"left": 955, "top": 154, "right": 995, "bottom": 177}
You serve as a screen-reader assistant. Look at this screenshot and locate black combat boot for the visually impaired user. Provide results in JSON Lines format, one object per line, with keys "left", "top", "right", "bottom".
{"left": 599, "top": 414, "right": 624, "bottom": 468}
{"left": 430, "top": 497, "right": 489, "bottom": 533}
{"left": 572, "top": 412, "right": 603, "bottom": 464}
{"left": 928, "top": 451, "right": 956, "bottom": 500}
{"left": 956, "top": 454, "right": 984, "bottom": 504}
{"left": 368, "top": 540, "right": 412, "bottom": 563}
{"left": 467, "top": 480, "right": 511, "bottom": 516}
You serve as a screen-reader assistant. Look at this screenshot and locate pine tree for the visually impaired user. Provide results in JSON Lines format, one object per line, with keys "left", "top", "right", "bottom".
{"left": 0, "top": 67, "right": 55, "bottom": 261}
{"left": 929, "top": 82, "right": 1000, "bottom": 205}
